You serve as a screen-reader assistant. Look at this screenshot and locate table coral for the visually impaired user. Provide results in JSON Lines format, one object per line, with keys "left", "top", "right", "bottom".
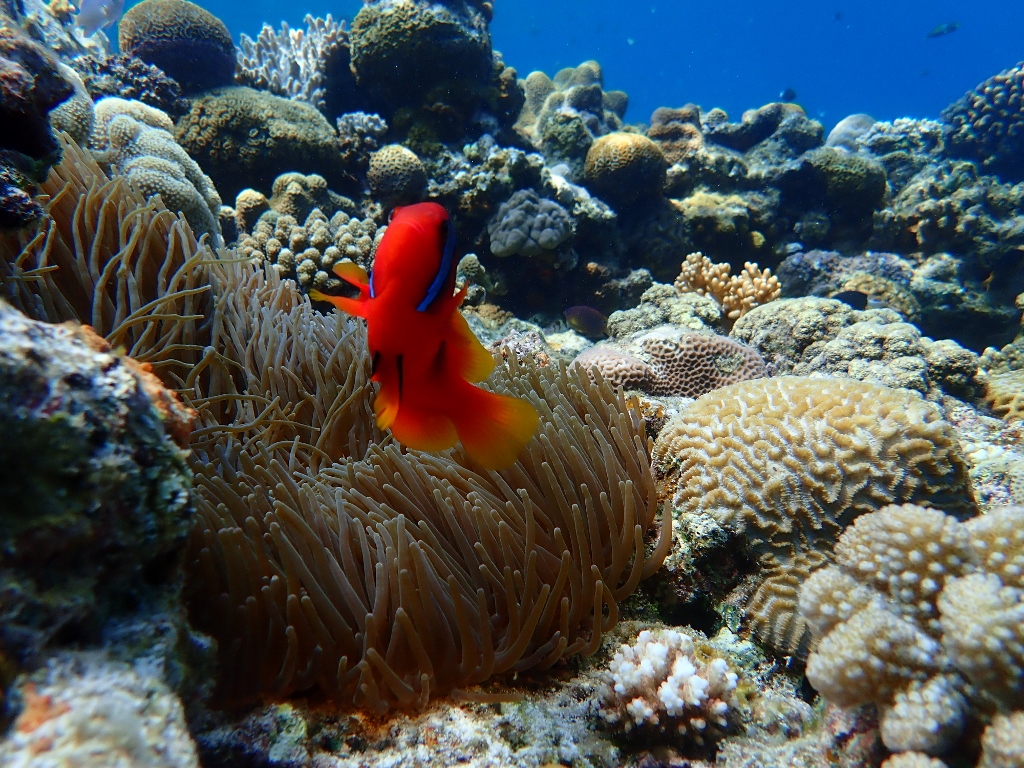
{"left": 0, "top": 303, "right": 192, "bottom": 672}
{"left": 118, "top": 0, "right": 233, "bottom": 94}
{"left": 800, "top": 504, "right": 1024, "bottom": 756}
{"left": 654, "top": 376, "right": 977, "bottom": 655}
{"left": 174, "top": 86, "right": 345, "bottom": 202}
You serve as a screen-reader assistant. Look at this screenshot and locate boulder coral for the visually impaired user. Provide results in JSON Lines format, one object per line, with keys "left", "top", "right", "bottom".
{"left": 584, "top": 132, "right": 667, "bottom": 211}
{"left": 118, "top": 0, "right": 235, "bottom": 94}
{"left": 174, "top": 86, "right": 345, "bottom": 202}
{"left": 653, "top": 376, "right": 976, "bottom": 655}
{"left": 366, "top": 143, "right": 427, "bottom": 205}
{"left": 800, "top": 504, "right": 1024, "bottom": 756}
{"left": 487, "top": 189, "right": 574, "bottom": 259}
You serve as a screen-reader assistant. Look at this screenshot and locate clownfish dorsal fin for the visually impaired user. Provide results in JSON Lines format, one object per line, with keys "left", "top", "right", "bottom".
{"left": 417, "top": 216, "right": 457, "bottom": 312}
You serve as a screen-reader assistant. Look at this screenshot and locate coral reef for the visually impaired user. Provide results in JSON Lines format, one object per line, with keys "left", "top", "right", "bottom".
{"left": 596, "top": 628, "right": 738, "bottom": 743}
{"left": 982, "top": 370, "right": 1024, "bottom": 421}
{"left": 237, "top": 14, "right": 358, "bottom": 119}
{"left": 487, "top": 189, "right": 574, "bottom": 260}
{"left": 674, "top": 251, "right": 781, "bottom": 328}
{"left": 91, "top": 97, "right": 222, "bottom": 239}
{"left": 0, "top": 654, "right": 199, "bottom": 767}
{"left": 118, "top": 0, "right": 234, "bottom": 94}
{"left": 648, "top": 105, "right": 705, "bottom": 165}
{"left": 70, "top": 54, "right": 188, "bottom": 119}
{"left": 48, "top": 64, "right": 93, "bottom": 146}
{"left": 174, "top": 86, "right": 345, "bottom": 202}
{"left": 366, "top": 143, "right": 427, "bottom": 205}
{"left": 336, "top": 110, "right": 389, "bottom": 172}
{"left": 800, "top": 503, "right": 1024, "bottom": 756}
{"left": 0, "top": 303, "right": 192, "bottom": 670}
{"left": 943, "top": 61, "right": 1024, "bottom": 181}
{"left": 654, "top": 375, "right": 976, "bottom": 655}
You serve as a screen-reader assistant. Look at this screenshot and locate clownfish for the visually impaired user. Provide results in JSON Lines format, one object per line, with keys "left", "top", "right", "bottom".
{"left": 310, "top": 203, "right": 539, "bottom": 470}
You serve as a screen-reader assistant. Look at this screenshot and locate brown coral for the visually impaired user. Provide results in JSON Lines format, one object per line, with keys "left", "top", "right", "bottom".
{"left": 366, "top": 144, "right": 426, "bottom": 205}
{"left": 647, "top": 106, "right": 705, "bottom": 165}
{"left": 0, "top": 134, "right": 212, "bottom": 386}
{"left": 572, "top": 346, "right": 655, "bottom": 392}
{"left": 653, "top": 376, "right": 976, "bottom": 655}
{"left": 584, "top": 132, "right": 666, "bottom": 209}
{"left": 183, "top": 262, "right": 672, "bottom": 711}
{"left": 982, "top": 371, "right": 1024, "bottom": 422}
{"left": 673, "top": 252, "right": 780, "bottom": 327}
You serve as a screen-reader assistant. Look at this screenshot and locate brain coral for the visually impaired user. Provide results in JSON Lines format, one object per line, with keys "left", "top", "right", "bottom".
{"left": 174, "top": 86, "right": 345, "bottom": 202}
{"left": 584, "top": 132, "right": 667, "bottom": 210}
{"left": 800, "top": 504, "right": 1024, "bottom": 756}
{"left": 487, "top": 189, "right": 574, "bottom": 258}
{"left": 653, "top": 376, "right": 976, "bottom": 655}
{"left": 349, "top": 0, "right": 492, "bottom": 115}
{"left": 943, "top": 62, "right": 1024, "bottom": 181}
{"left": 92, "top": 98, "right": 222, "bottom": 239}
{"left": 366, "top": 143, "right": 427, "bottom": 205}
{"left": 118, "top": 0, "right": 234, "bottom": 94}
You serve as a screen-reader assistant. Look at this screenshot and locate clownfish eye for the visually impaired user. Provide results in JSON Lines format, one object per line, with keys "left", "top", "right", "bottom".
{"left": 388, "top": 206, "right": 401, "bottom": 223}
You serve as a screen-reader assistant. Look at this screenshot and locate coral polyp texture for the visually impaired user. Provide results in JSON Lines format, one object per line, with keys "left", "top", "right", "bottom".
{"left": 982, "top": 370, "right": 1024, "bottom": 421}
{"left": 584, "top": 132, "right": 667, "bottom": 210}
{"left": 596, "top": 628, "right": 738, "bottom": 743}
{"left": 366, "top": 143, "right": 427, "bottom": 205}
{"left": 800, "top": 504, "right": 1024, "bottom": 757}
{"left": 487, "top": 189, "right": 574, "bottom": 259}
{"left": 183, "top": 262, "right": 672, "bottom": 712}
{"left": 117, "top": 0, "right": 235, "bottom": 94}
{"left": 653, "top": 376, "right": 976, "bottom": 655}
{"left": 943, "top": 61, "right": 1024, "bottom": 181}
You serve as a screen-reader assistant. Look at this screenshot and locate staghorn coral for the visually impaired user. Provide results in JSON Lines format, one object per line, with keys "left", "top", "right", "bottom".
{"left": 583, "top": 132, "right": 666, "bottom": 210}
{"left": 174, "top": 86, "right": 345, "bottom": 202}
{"left": 118, "top": 0, "right": 234, "bottom": 94}
{"left": 366, "top": 143, "right": 427, "bottom": 205}
{"left": 943, "top": 62, "right": 1024, "bottom": 181}
{"left": 654, "top": 376, "right": 976, "bottom": 655}
{"left": 596, "top": 628, "right": 738, "bottom": 743}
{"left": 982, "top": 371, "right": 1024, "bottom": 422}
{"left": 487, "top": 189, "right": 574, "bottom": 259}
{"left": 70, "top": 53, "right": 188, "bottom": 118}
{"left": 91, "top": 97, "right": 222, "bottom": 239}
{"left": 674, "top": 251, "right": 780, "bottom": 327}
{"left": 800, "top": 504, "right": 1024, "bottom": 756}
{"left": 236, "top": 14, "right": 354, "bottom": 117}
{"left": 0, "top": 135, "right": 213, "bottom": 385}
{"left": 182, "top": 262, "right": 672, "bottom": 710}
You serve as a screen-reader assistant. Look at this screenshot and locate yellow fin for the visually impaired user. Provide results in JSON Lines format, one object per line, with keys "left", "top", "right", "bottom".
{"left": 448, "top": 310, "right": 496, "bottom": 383}
{"left": 333, "top": 259, "right": 370, "bottom": 287}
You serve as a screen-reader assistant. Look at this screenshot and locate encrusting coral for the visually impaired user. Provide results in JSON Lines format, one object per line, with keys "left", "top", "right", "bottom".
{"left": 182, "top": 261, "right": 673, "bottom": 712}
{"left": 800, "top": 504, "right": 1024, "bottom": 756}
{"left": 674, "top": 251, "right": 781, "bottom": 327}
{"left": 0, "top": 134, "right": 213, "bottom": 386}
{"left": 653, "top": 376, "right": 977, "bottom": 655}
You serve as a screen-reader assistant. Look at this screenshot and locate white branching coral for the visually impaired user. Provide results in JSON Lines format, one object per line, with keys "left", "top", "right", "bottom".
{"left": 597, "top": 629, "right": 737, "bottom": 742}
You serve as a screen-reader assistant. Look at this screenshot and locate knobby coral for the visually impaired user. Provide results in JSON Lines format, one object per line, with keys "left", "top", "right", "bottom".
{"left": 0, "top": 134, "right": 213, "bottom": 385}
{"left": 653, "top": 376, "right": 976, "bottom": 655}
{"left": 183, "top": 262, "right": 673, "bottom": 712}
{"left": 674, "top": 251, "right": 780, "bottom": 327}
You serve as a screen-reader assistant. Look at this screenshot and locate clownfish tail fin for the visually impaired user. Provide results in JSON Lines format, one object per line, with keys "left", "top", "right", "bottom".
{"left": 451, "top": 385, "right": 539, "bottom": 471}
{"left": 309, "top": 288, "right": 368, "bottom": 318}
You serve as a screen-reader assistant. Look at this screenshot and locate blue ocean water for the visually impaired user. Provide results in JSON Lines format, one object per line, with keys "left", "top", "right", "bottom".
{"left": 197, "top": 0, "right": 1024, "bottom": 128}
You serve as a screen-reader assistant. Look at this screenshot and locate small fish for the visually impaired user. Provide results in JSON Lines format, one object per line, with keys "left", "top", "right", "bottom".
{"left": 779, "top": 88, "right": 797, "bottom": 102}
{"left": 311, "top": 203, "right": 539, "bottom": 470}
{"left": 831, "top": 290, "right": 869, "bottom": 311}
{"left": 74, "top": 0, "right": 124, "bottom": 36}
{"left": 564, "top": 305, "right": 608, "bottom": 339}
{"left": 926, "top": 22, "right": 959, "bottom": 39}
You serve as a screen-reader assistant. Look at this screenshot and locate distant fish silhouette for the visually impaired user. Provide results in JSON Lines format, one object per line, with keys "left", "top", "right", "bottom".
{"left": 75, "top": 0, "right": 124, "bottom": 35}
{"left": 779, "top": 88, "right": 797, "bottom": 102}
{"left": 926, "top": 22, "right": 959, "bottom": 39}
{"left": 564, "top": 305, "right": 608, "bottom": 339}
{"left": 831, "top": 290, "right": 869, "bottom": 311}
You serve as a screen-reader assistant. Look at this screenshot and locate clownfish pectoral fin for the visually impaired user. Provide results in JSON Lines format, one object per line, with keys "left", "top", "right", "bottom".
{"left": 371, "top": 353, "right": 401, "bottom": 430}
{"left": 447, "top": 307, "right": 496, "bottom": 384}
{"left": 309, "top": 289, "right": 368, "bottom": 318}
{"left": 451, "top": 384, "right": 539, "bottom": 471}
{"left": 332, "top": 259, "right": 370, "bottom": 290}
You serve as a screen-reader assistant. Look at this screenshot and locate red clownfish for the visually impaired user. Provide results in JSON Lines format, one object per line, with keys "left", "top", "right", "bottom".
{"left": 310, "top": 202, "right": 539, "bottom": 470}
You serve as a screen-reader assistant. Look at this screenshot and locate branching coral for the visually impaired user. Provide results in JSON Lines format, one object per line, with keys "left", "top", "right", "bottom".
{"left": 800, "top": 504, "right": 1024, "bottom": 756}
{"left": 0, "top": 134, "right": 213, "bottom": 385}
{"left": 653, "top": 376, "right": 976, "bottom": 656}
{"left": 673, "top": 252, "right": 780, "bottom": 326}
{"left": 182, "top": 263, "right": 672, "bottom": 711}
